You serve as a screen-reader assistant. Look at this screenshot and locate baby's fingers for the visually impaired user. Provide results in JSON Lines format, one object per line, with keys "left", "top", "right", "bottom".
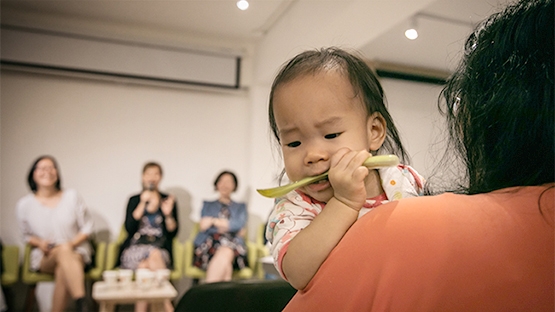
{"left": 349, "top": 151, "right": 371, "bottom": 179}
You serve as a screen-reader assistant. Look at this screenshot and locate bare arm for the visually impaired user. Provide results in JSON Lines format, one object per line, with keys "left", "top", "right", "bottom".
{"left": 132, "top": 201, "right": 148, "bottom": 220}
{"left": 282, "top": 197, "right": 358, "bottom": 289}
{"left": 282, "top": 149, "right": 372, "bottom": 290}
{"left": 199, "top": 216, "right": 230, "bottom": 233}
{"left": 199, "top": 216, "right": 214, "bottom": 232}
{"left": 213, "top": 218, "right": 230, "bottom": 233}
{"left": 132, "top": 191, "right": 159, "bottom": 220}
{"left": 161, "top": 195, "right": 177, "bottom": 232}
{"left": 70, "top": 232, "right": 90, "bottom": 248}
{"left": 28, "top": 236, "right": 51, "bottom": 253}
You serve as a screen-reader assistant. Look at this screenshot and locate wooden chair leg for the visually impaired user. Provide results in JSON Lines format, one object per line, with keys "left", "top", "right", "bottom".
{"left": 24, "top": 284, "right": 36, "bottom": 312}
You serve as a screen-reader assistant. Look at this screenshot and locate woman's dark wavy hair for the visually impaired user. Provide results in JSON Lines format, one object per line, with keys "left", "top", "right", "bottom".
{"left": 268, "top": 47, "right": 409, "bottom": 165}
{"left": 27, "top": 155, "right": 62, "bottom": 193}
{"left": 440, "top": 0, "right": 553, "bottom": 195}
{"left": 214, "top": 170, "right": 238, "bottom": 192}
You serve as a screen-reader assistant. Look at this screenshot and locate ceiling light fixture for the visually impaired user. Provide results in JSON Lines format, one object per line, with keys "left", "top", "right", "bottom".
{"left": 237, "top": 0, "right": 249, "bottom": 11}
{"left": 404, "top": 13, "right": 476, "bottom": 41}
{"left": 404, "top": 18, "right": 418, "bottom": 40}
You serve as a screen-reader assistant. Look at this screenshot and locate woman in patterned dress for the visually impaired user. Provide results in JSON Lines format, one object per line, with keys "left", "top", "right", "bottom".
{"left": 193, "top": 171, "right": 248, "bottom": 283}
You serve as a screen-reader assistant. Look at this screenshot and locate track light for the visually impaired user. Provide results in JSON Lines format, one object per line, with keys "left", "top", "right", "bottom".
{"left": 405, "top": 18, "right": 418, "bottom": 40}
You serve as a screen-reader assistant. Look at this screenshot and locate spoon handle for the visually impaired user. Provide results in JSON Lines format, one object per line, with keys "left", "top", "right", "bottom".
{"left": 257, "top": 155, "right": 399, "bottom": 198}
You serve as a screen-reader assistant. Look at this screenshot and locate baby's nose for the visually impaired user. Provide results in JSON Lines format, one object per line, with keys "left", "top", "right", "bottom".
{"left": 304, "top": 149, "right": 329, "bottom": 165}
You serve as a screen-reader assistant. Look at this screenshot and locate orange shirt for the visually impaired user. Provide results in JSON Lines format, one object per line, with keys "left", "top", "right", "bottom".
{"left": 284, "top": 186, "right": 554, "bottom": 311}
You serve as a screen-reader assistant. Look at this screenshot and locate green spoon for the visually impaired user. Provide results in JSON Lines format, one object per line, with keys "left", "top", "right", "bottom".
{"left": 257, "top": 154, "right": 399, "bottom": 198}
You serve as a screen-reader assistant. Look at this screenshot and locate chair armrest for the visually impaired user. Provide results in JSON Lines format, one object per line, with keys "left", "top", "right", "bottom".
{"left": 183, "top": 239, "right": 206, "bottom": 279}
{"left": 105, "top": 242, "right": 120, "bottom": 271}
{"left": 86, "top": 242, "right": 106, "bottom": 280}
{"left": 1, "top": 245, "right": 20, "bottom": 286}
{"left": 246, "top": 241, "right": 258, "bottom": 272}
{"left": 21, "top": 244, "right": 54, "bottom": 284}
{"left": 170, "top": 239, "right": 183, "bottom": 281}
{"left": 183, "top": 240, "right": 195, "bottom": 275}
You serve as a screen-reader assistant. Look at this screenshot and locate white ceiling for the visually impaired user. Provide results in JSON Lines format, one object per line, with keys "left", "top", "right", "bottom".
{"left": 1, "top": 0, "right": 513, "bottom": 74}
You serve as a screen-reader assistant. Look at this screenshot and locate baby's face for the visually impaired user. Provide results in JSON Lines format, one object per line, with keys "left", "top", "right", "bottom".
{"left": 272, "top": 70, "right": 372, "bottom": 202}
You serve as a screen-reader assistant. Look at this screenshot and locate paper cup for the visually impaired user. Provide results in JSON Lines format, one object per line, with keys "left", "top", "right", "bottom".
{"left": 135, "top": 269, "right": 155, "bottom": 290}
{"left": 155, "top": 269, "right": 171, "bottom": 286}
{"left": 102, "top": 270, "right": 118, "bottom": 288}
{"left": 118, "top": 269, "right": 133, "bottom": 288}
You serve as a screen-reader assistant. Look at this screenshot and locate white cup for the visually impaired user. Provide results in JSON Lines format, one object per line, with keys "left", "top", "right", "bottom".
{"left": 155, "top": 269, "right": 171, "bottom": 287}
{"left": 135, "top": 269, "right": 155, "bottom": 290}
{"left": 118, "top": 269, "right": 133, "bottom": 288}
{"left": 102, "top": 270, "right": 118, "bottom": 288}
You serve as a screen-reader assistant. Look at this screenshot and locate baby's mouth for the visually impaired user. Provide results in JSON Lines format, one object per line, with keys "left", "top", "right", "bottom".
{"left": 306, "top": 177, "right": 330, "bottom": 192}
{"left": 311, "top": 178, "right": 329, "bottom": 185}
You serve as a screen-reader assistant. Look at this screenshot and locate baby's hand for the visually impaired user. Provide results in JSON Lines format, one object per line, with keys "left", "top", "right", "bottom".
{"left": 328, "top": 148, "right": 371, "bottom": 211}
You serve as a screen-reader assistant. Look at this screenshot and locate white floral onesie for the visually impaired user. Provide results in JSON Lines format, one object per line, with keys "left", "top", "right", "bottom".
{"left": 265, "top": 165, "right": 424, "bottom": 280}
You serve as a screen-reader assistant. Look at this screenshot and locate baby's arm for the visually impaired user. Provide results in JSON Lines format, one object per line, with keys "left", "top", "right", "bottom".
{"left": 282, "top": 149, "right": 372, "bottom": 290}
{"left": 282, "top": 197, "right": 358, "bottom": 289}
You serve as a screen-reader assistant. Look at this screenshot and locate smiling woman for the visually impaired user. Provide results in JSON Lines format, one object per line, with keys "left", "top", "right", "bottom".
{"left": 17, "top": 155, "right": 93, "bottom": 312}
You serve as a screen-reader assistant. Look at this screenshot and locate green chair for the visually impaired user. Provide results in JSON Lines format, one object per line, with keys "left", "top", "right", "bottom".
{"left": 255, "top": 223, "right": 270, "bottom": 279}
{"left": 21, "top": 239, "right": 106, "bottom": 311}
{"left": 1, "top": 245, "right": 20, "bottom": 286}
{"left": 105, "top": 226, "right": 184, "bottom": 281}
{"left": 183, "top": 223, "right": 258, "bottom": 285}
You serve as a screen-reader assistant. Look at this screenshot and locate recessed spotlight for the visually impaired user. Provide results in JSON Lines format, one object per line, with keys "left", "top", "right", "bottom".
{"left": 405, "top": 17, "right": 418, "bottom": 40}
{"left": 237, "top": 0, "right": 249, "bottom": 11}
{"left": 405, "top": 28, "right": 418, "bottom": 40}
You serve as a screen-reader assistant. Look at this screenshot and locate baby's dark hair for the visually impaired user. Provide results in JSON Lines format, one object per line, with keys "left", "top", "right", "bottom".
{"left": 268, "top": 47, "right": 409, "bottom": 164}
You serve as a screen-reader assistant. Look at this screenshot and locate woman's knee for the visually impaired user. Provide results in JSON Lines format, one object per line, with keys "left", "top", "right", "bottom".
{"left": 55, "top": 243, "right": 73, "bottom": 255}
{"left": 55, "top": 245, "right": 83, "bottom": 265}
{"left": 148, "top": 248, "right": 164, "bottom": 261}
{"left": 214, "top": 246, "right": 234, "bottom": 260}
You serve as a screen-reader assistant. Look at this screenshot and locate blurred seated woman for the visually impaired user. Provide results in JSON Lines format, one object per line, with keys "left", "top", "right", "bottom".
{"left": 17, "top": 155, "right": 93, "bottom": 312}
{"left": 193, "top": 171, "right": 249, "bottom": 283}
{"left": 117, "top": 162, "right": 178, "bottom": 312}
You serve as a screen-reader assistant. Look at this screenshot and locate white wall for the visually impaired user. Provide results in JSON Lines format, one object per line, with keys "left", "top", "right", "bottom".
{"left": 381, "top": 78, "right": 446, "bottom": 177}
{"left": 0, "top": 69, "right": 252, "bottom": 244}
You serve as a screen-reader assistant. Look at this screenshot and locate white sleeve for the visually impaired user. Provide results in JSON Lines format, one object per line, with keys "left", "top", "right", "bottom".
{"left": 74, "top": 191, "right": 94, "bottom": 235}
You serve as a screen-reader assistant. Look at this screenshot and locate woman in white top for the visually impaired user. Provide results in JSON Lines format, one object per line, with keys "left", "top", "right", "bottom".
{"left": 16, "top": 155, "right": 93, "bottom": 312}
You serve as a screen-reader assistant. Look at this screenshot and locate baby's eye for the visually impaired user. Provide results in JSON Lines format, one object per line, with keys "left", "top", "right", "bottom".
{"left": 286, "top": 141, "right": 301, "bottom": 148}
{"left": 324, "top": 133, "right": 341, "bottom": 139}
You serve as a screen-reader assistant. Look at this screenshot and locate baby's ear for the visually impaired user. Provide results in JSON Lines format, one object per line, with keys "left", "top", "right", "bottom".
{"left": 366, "top": 112, "right": 387, "bottom": 151}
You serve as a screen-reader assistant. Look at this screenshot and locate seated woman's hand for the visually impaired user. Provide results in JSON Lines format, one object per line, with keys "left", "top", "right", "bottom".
{"left": 140, "top": 190, "right": 160, "bottom": 210}
{"left": 38, "top": 239, "right": 53, "bottom": 254}
{"left": 237, "top": 227, "right": 247, "bottom": 238}
{"left": 199, "top": 217, "right": 214, "bottom": 231}
{"left": 161, "top": 195, "right": 175, "bottom": 216}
